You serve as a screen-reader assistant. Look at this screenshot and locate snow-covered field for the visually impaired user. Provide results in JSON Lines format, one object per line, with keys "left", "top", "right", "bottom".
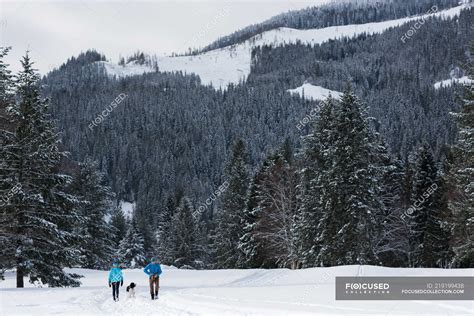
{"left": 288, "top": 83, "right": 343, "bottom": 101}
{"left": 99, "top": 4, "right": 467, "bottom": 90}
{"left": 1, "top": 266, "right": 473, "bottom": 315}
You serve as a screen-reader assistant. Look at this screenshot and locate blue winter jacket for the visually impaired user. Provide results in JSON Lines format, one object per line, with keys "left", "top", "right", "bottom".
{"left": 108, "top": 267, "right": 123, "bottom": 283}
{"left": 144, "top": 263, "right": 162, "bottom": 278}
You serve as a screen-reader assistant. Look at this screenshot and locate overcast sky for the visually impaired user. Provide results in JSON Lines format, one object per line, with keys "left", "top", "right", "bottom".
{"left": 0, "top": 0, "right": 329, "bottom": 74}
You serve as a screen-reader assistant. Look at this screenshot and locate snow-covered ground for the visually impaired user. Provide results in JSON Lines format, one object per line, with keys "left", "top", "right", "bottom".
{"left": 288, "top": 83, "right": 343, "bottom": 101}
{"left": 434, "top": 76, "right": 473, "bottom": 89}
{"left": 99, "top": 61, "right": 156, "bottom": 78}
{"left": 1, "top": 265, "right": 473, "bottom": 315}
{"left": 100, "top": 4, "right": 467, "bottom": 89}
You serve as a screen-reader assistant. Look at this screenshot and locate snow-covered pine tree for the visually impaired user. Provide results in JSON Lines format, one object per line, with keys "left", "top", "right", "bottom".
{"left": 238, "top": 160, "right": 269, "bottom": 268}
{"left": 110, "top": 206, "right": 127, "bottom": 246}
{"left": 448, "top": 58, "right": 473, "bottom": 268}
{"left": 421, "top": 167, "right": 451, "bottom": 268}
{"left": 117, "top": 219, "right": 146, "bottom": 268}
{"left": 155, "top": 195, "right": 176, "bottom": 265}
{"left": 410, "top": 144, "right": 438, "bottom": 267}
{"left": 0, "top": 47, "right": 13, "bottom": 104}
{"left": 168, "top": 197, "right": 203, "bottom": 268}
{"left": 0, "top": 47, "right": 15, "bottom": 280}
{"left": 69, "top": 159, "right": 116, "bottom": 269}
{"left": 315, "top": 90, "right": 383, "bottom": 266}
{"left": 133, "top": 204, "right": 155, "bottom": 257}
{"left": 297, "top": 96, "right": 336, "bottom": 267}
{"left": 213, "top": 139, "right": 250, "bottom": 268}
{"left": 1, "top": 54, "right": 82, "bottom": 287}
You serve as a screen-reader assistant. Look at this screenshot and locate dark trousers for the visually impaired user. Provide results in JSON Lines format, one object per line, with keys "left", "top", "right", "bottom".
{"left": 149, "top": 275, "right": 160, "bottom": 297}
{"left": 112, "top": 282, "right": 120, "bottom": 300}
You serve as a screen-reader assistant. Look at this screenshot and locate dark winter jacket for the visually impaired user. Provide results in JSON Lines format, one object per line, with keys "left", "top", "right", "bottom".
{"left": 144, "top": 263, "right": 162, "bottom": 278}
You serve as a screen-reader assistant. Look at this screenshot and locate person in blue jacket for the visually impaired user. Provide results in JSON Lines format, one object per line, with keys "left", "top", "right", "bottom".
{"left": 108, "top": 261, "right": 123, "bottom": 301}
{"left": 144, "top": 257, "right": 162, "bottom": 300}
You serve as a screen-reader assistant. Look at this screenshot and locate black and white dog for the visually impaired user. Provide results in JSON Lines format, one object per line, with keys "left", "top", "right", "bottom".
{"left": 126, "top": 282, "right": 136, "bottom": 299}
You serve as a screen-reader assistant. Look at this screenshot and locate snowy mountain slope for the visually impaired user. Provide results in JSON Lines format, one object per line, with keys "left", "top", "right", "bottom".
{"left": 434, "top": 76, "right": 473, "bottom": 89}
{"left": 1, "top": 265, "right": 473, "bottom": 315}
{"left": 99, "top": 61, "right": 155, "bottom": 78}
{"left": 288, "top": 83, "right": 343, "bottom": 100}
{"left": 100, "top": 4, "right": 467, "bottom": 89}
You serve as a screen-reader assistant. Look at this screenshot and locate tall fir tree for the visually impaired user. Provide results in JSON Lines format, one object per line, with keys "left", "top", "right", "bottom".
{"left": 156, "top": 195, "right": 177, "bottom": 265}
{"left": 213, "top": 139, "right": 249, "bottom": 268}
{"left": 69, "top": 159, "right": 116, "bottom": 269}
{"left": 421, "top": 168, "right": 451, "bottom": 268}
{"left": 133, "top": 205, "right": 155, "bottom": 257}
{"left": 448, "top": 56, "right": 473, "bottom": 268}
{"left": 168, "top": 197, "right": 203, "bottom": 268}
{"left": 238, "top": 159, "right": 270, "bottom": 268}
{"left": 110, "top": 206, "right": 127, "bottom": 247}
{"left": 315, "top": 90, "right": 383, "bottom": 266}
{"left": 410, "top": 144, "right": 439, "bottom": 267}
{"left": 1, "top": 54, "right": 82, "bottom": 287}
{"left": 0, "top": 47, "right": 15, "bottom": 279}
{"left": 117, "top": 218, "right": 146, "bottom": 268}
{"left": 297, "top": 96, "right": 336, "bottom": 267}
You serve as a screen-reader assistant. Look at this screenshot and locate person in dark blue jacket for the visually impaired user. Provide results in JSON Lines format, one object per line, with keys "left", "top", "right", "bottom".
{"left": 144, "top": 257, "right": 162, "bottom": 300}
{"left": 108, "top": 262, "right": 123, "bottom": 301}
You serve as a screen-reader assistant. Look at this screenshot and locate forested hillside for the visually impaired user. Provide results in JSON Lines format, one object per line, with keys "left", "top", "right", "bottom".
{"left": 249, "top": 8, "right": 473, "bottom": 155}
{"left": 197, "top": 0, "right": 460, "bottom": 53}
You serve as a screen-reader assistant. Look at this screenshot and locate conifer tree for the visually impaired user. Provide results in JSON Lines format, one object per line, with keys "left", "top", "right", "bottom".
{"left": 298, "top": 96, "right": 336, "bottom": 266}
{"left": 422, "top": 170, "right": 451, "bottom": 268}
{"left": 117, "top": 219, "right": 146, "bottom": 268}
{"left": 156, "top": 195, "right": 176, "bottom": 265}
{"left": 70, "top": 159, "right": 116, "bottom": 269}
{"left": 168, "top": 197, "right": 203, "bottom": 268}
{"left": 110, "top": 206, "right": 127, "bottom": 246}
{"left": 315, "top": 90, "right": 382, "bottom": 266}
{"left": 448, "top": 59, "right": 473, "bottom": 268}
{"left": 213, "top": 139, "right": 249, "bottom": 268}
{"left": 1, "top": 54, "right": 82, "bottom": 287}
{"left": 238, "top": 162, "right": 268, "bottom": 268}
{"left": 410, "top": 145, "right": 438, "bottom": 267}
{"left": 0, "top": 47, "right": 15, "bottom": 280}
